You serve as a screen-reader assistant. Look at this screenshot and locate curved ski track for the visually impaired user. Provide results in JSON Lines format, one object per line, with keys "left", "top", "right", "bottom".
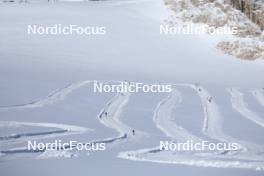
{"left": 252, "top": 88, "right": 264, "bottom": 107}
{"left": 227, "top": 88, "right": 264, "bottom": 128}
{"left": 119, "top": 86, "right": 264, "bottom": 171}
{"left": 0, "top": 80, "right": 264, "bottom": 170}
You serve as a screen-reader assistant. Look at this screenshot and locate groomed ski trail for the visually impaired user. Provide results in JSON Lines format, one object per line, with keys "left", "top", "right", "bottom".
{"left": 97, "top": 90, "right": 145, "bottom": 144}
{"left": 119, "top": 86, "right": 264, "bottom": 171}
{"left": 227, "top": 88, "right": 264, "bottom": 128}
{"left": 0, "top": 121, "right": 90, "bottom": 143}
{"left": 0, "top": 81, "right": 92, "bottom": 110}
{"left": 0, "top": 121, "right": 91, "bottom": 158}
{"left": 153, "top": 89, "right": 201, "bottom": 142}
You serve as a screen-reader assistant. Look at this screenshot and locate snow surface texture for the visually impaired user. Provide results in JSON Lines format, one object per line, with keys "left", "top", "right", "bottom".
{"left": 119, "top": 83, "right": 264, "bottom": 171}
{"left": 0, "top": 80, "right": 264, "bottom": 171}
{"left": 0, "top": 0, "right": 264, "bottom": 175}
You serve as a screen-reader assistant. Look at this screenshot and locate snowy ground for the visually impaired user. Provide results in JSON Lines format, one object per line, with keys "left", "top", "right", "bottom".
{"left": 0, "top": 0, "right": 264, "bottom": 176}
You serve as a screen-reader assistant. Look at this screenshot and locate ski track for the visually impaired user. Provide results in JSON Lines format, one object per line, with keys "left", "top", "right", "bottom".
{"left": 0, "top": 80, "right": 93, "bottom": 159}
{"left": 0, "top": 134, "right": 127, "bottom": 158}
{"left": 1, "top": 80, "right": 264, "bottom": 169}
{"left": 97, "top": 91, "right": 145, "bottom": 144}
{"left": 227, "top": 88, "right": 264, "bottom": 128}
{"left": 153, "top": 89, "right": 201, "bottom": 142}
{"left": 0, "top": 80, "right": 131, "bottom": 159}
{"left": 190, "top": 85, "right": 264, "bottom": 158}
{"left": 118, "top": 151, "right": 264, "bottom": 171}
{"left": 0, "top": 121, "right": 91, "bottom": 158}
{"left": 0, "top": 120, "right": 89, "bottom": 137}
{"left": 0, "top": 129, "right": 68, "bottom": 141}
{"left": 119, "top": 86, "right": 264, "bottom": 171}
{"left": 172, "top": 83, "right": 232, "bottom": 144}
{"left": 0, "top": 80, "right": 91, "bottom": 110}
{"left": 251, "top": 88, "right": 264, "bottom": 107}
{"left": 0, "top": 121, "right": 90, "bottom": 144}
{"left": 188, "top": 85, "right": 246, "bottom": 150}
{"left": 0, "top": 80, "right": 127, "bottom": 111}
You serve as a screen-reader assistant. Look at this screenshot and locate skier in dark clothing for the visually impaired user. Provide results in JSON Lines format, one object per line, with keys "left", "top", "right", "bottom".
{"left": 132, "top": 129, "right": 135, "bottom": 135}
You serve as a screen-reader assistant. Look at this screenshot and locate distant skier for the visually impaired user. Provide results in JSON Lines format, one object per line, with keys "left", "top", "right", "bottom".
{"left": 207, "top": 96, "right": 212, "bottom": 103}
{"left": 132, "top": 129, "right": 135, "bottom": 135}
{"left": 105, "top": 112, "right": 108, "bottom": 117}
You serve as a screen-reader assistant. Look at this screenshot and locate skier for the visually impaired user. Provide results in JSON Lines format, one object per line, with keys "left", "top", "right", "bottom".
{"left": 207, "top": 96, "right": 212, "bottom": 103}
{"left": 105, "top": 112, "right": 108, "bottom": 117}
{"left": 132, "top": 129, "right": 135, "bottom": 135}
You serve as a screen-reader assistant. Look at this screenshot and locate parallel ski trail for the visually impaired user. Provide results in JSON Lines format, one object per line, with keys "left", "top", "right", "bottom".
{"left": 227, "top": 88, "right": 264, "bottom": 128}
{"left": 0, "top": 80, "right": 135, "bottom": 159}
{"left": 1, "top": 80, "right": 264, "bottom": 167}
{"left": 119, "top": 86, "right": 264, "bottom": 171}
{"left": 189, "top": 85, "right": 245, "bottom": 146}
{"left": 188, "top": 84, "right": 227, "bottom": 141}
{"left": 97, "top": 91, "right": 145, "bottom": 144}
{"left": 0, "top": 121, "right": 91, "bottom": 158}
{"left": 98, "top": 92, "right": 131, "bottom": 135}
{"left": 0, "top": 121, "right": 89, "bottom": 143}
{"left": 188, "top": 84, "right": 264, "bottom": 157}
{"left": 153, "top": 89, "right": 201, "bottom": 142}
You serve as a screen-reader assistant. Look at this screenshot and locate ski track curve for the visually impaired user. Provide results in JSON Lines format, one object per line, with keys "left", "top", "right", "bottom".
{"left": 227, "top": 88, "right": 264, "bottom": 128}
{"left": 188, "top": 85, "right": 245, "bottom": 150}
{"left": 0, "top": 80, "right": 92, "bottom": 110}
{"left": 97, "top": 91, "right": 145, "bottom": 144}
{"left": 188, "top": 84, "right": 264, "bottom": 157}
{"left": 0, "top": 80, "right": 134, "bottom": 159}
{"left": 251, "top": 88, "right": 264, "bottom": 107}
{"left": 1, "top": 80, "right": 264, "bottom": 167}
{"left": 119, "top": 86, "right": 264, "bottom": 171}
{"left": 153, "top": 89, "right": 201, "bottom": 142}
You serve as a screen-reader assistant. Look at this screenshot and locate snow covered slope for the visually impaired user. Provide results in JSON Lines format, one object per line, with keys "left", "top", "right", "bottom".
{"left": 0, "top": 0, "right": 264, "bottom": 176}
